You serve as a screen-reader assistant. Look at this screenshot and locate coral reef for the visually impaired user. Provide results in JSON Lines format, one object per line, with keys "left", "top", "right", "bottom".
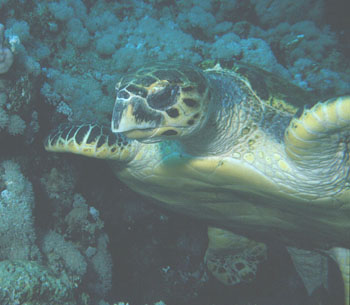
{"left": 0, "top": 23, "right": 13, "bottom": 74}
{"left": 0, "top": 260, "right": 75, "bottom": 305}
{"left": 0, "top": 159, "right": 113, "bottom": 304}
{"left": 0, "top": 160, "right": 39, "bottom": 261}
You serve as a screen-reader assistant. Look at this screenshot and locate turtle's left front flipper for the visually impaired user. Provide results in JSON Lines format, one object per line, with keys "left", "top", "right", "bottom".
{"left": 285, "top": 95, "right": 350, "bottom": 161}
{"left": 284, "top": 96, "right": 350, "bottom": 200}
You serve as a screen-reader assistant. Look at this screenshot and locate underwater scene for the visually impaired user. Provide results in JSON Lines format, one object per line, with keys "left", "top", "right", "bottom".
{"left": 0, "top": 0, "right": 349, "bottom": 304}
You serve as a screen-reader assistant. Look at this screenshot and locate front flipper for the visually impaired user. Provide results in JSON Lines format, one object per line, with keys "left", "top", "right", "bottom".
{"left": 204, "top": 227, "right": 267, "bottom": 285}
{"left": 285, "top": 96, "right": 350, "bottom": 164}
{"left": 45, "top": 123, "right": 140, "bottom": 162}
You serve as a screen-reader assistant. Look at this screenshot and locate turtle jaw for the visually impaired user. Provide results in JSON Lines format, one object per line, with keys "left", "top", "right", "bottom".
{"left": 123, "top": 126, "right": 188, "bottom": 141}
{"left": 122, "top": 128, "right": 160, "bottom": 140}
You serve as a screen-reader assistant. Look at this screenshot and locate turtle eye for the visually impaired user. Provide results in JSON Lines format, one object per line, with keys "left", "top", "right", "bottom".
{"left": 147, "top": 85, "right": 179, "bottom": 110}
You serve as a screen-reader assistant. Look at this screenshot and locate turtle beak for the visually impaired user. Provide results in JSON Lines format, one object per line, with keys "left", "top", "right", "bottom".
{"left": 111, "top": 97, "right": 163, "bottom": 136}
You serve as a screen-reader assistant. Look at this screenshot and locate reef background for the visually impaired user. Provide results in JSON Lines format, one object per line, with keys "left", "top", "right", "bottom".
{"left": 0, "top": 0, "right": 349, "bottom": 304}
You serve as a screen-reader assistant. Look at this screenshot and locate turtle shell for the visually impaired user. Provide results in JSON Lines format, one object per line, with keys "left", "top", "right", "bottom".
{"left": 204, "top": 60, "right": 316, "bottom": 115}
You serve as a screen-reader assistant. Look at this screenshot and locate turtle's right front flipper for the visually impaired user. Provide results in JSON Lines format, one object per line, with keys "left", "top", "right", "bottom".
{"left": 45, "top": 123, "right": 140, "bottom": 162}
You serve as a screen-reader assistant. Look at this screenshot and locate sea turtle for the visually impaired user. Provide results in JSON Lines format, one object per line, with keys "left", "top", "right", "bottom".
{"left": 45, "top": 62, "right": 350, "bottom": 304}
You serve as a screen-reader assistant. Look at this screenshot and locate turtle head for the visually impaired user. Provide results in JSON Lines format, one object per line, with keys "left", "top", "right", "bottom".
{"left": 112, "top": 62, "right": 211, "bottom": 142}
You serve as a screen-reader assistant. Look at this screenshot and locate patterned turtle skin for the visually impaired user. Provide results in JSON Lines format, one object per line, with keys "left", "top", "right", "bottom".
{"left": 46, "top": 62, "right": 350, "bottom": 304}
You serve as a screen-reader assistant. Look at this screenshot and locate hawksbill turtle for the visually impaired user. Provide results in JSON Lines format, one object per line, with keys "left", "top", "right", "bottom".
{"left": 45, "top": 62, "right": 350, "bottom": 304}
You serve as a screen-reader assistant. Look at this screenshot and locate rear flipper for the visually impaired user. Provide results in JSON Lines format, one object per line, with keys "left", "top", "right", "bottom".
{"left": 287, "top": 247, "right": 328, "bottom": 296}
{"left": 328, "top": 247, "right": 350, "bottom": 305}
{"left": 204, "top": 227, "right": 267, "bottom": 285}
